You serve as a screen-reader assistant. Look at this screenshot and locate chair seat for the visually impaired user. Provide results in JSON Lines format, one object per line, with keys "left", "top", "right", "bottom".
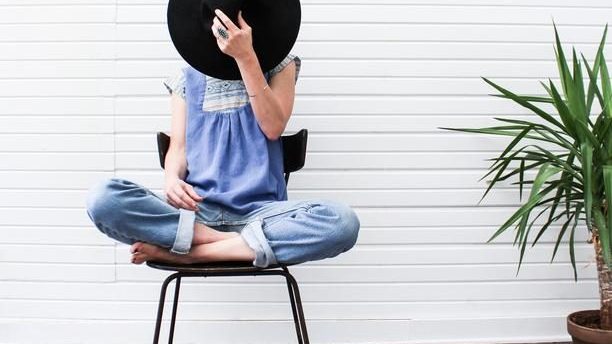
{"left": 146, "top": 260, "right": 291, "bottom": 273}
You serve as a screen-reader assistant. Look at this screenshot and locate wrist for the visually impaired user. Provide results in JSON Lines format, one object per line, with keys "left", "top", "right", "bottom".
{"left": 235, "top": 49, "right": 258, "bottom": 66}
{"left": 164, "top": 173, "right": 182, "bottom": 183}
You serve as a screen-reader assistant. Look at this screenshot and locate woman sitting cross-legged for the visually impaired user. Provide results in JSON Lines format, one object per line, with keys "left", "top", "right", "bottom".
{"left": 86, "top": 3, "right": 360, "bottom": 268}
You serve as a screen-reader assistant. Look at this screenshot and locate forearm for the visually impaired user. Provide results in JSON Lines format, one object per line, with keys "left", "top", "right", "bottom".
{"left": 164, "top": 146, "right": 187, "bottom": 182}
{"left": 236, "top": 52, "right": 286, "bottom": 140}
{"left": 163, "top": 145, "right": 201, "bottom": 211}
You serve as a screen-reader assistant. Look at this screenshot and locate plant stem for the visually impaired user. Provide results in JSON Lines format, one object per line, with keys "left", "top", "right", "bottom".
{"left": 594, "top": 231, "right": 612, "bottom": 330}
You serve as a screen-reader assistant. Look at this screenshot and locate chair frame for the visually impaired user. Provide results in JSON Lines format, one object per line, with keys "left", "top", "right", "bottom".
{"left": 148, "top": 129, "right": 310, "bottom": 344}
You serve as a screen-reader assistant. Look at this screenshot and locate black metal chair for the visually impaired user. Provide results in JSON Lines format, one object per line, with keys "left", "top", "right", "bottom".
{"left": 147, "top": 129, "right": 310, "bottom": 344}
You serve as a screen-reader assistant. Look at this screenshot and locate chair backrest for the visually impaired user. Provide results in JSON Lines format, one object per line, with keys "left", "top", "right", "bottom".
{"left": 156, "top": 129, "right": 308, "bottom": 184}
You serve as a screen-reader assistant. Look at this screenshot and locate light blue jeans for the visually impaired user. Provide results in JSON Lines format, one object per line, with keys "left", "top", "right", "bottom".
{"left": 86, "top": 178, "right": 360, "bottom": 267}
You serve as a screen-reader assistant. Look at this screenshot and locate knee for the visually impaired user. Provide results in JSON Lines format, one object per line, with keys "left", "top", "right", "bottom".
{"left": 338, "top": 203, "right": 360, "bottom": 250}
{"left": 321, "top": 200, "right": 360, "bottom": 251}
{"left": 85, "top": 178, "right": 126, "bottom": 224}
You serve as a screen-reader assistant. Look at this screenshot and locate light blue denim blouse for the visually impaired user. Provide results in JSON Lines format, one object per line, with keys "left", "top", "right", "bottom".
{"left": 163, "top": 54, "right": 301, "bottom": 216}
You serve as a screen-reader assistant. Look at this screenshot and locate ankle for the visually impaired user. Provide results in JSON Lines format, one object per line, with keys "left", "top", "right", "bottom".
{"left": 194, "top": 222, "right": 239, "bottom": 244}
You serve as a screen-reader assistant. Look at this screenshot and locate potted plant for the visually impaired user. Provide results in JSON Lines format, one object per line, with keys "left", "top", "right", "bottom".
{"left": 440, "top": 24, "right": 612, "bottom": 344}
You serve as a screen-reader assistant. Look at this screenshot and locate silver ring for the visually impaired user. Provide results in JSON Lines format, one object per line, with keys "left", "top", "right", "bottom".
{"left": 217, "top": 26, "right": 229, "bottom": 40}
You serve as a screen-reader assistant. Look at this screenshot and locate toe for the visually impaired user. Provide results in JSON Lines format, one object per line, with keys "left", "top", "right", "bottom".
{"left": 130, "top": 242, "right": 143, "bottom": 254}
{"left": 131, "top": 252, "right": 146, "bottom": 264}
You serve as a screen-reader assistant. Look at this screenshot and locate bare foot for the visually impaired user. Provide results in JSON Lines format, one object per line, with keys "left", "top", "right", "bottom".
{"left": 130, "top": 242, "right": 194, "bottom": 265}
{"left": 192, "top": 222, "right": 239, "bottom": 245}
{"left": 129, "top": 236, "right": 256, "bottom": 265}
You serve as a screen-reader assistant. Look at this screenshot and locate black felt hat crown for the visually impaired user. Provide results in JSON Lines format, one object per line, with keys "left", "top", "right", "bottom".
{"left": 167, "top": 0, "right": 301, "bottom": 80}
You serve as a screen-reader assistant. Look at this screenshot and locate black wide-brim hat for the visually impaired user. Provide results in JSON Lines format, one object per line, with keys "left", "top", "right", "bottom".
{"left": 167, "top": 0, "right": 301, "bottom": 80}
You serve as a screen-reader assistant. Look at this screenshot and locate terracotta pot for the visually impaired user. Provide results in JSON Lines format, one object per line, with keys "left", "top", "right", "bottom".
{"left": 567, "top": 310, "right": 612, "bottom": 344}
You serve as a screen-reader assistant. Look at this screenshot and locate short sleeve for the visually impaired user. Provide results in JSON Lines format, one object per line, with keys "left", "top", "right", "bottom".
{"left": 163, "top": 68, "right": 186, "bottom": 99}
{"left": 269, "top": 54, "right": 301, "bottom": 83}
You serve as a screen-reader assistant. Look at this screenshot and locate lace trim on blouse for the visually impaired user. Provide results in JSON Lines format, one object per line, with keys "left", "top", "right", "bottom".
{"left": 163, "top": 54, "right": 301, "bottom": 113}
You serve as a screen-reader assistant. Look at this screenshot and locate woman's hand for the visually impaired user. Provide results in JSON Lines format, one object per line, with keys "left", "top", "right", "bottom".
{"left": 212, "top": 9, "right": 255, "bottom": 62}
{"left": 164, "top": 177, "right": 203, "bottom": 211}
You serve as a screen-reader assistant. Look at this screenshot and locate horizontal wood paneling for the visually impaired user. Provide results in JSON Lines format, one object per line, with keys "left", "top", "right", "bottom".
{"left": 0, "top": 280, "right": 598, "bottom": 302}
{"left": 3, "top": 0, "right": 608, "bottom": 343}
{"left": 0, "top": 317, "right": 574, "bottom": 344}
{"left": 0, "top": 299, "right": 600, "bottom": 320}
{"left": 116, "top": 263, "right": 597, "bottom": 283}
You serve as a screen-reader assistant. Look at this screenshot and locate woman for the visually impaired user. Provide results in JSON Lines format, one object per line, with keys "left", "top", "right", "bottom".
{"left": 86, "top": 8, "right": 360, "bottom": 268}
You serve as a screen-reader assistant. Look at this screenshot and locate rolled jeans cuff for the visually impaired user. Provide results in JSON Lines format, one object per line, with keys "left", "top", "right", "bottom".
{"left": 240, "top": 218, "right": 278, "bottom": 268}
{"left": 171, "top": 208, "right": 195, "bottom": 254}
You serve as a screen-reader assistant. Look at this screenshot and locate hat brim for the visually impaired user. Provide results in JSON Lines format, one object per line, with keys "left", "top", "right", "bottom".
{"left": 167, "top": 0, "right": 301, "bottom": 80}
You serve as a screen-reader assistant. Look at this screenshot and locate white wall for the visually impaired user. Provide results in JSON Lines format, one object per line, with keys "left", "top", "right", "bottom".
{"left": 1, "top": 0, "right": 610, "bottom": 343}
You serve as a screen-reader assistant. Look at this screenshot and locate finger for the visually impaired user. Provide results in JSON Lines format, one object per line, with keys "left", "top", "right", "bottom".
{"left": 167, "top": 199, "right": 178, "bottom": 209}
{"left": 165, "top": 193, "right": 177, "bottom": 207}
{"left": 175, "top": 187, "right": 197, "bottom": 209}
{"left": 212, "top": 17, "right": 221, "bottom": 30}
{"left": 167, "top": 191, "right": 185, "bottom": 209}
{"left": 181, "top": 181, "right": 204, "bottom": 201}
{"left": 216, "top": 37, "right": 227, "bottom": 51}
{"left": 212, "top": 18, "right": 229, "bottom": 40}
{"left": 176, "top": 190, "right": 195, "bottom": 210}
{"left": 182, "top": 183, "right": 204, "bottom": 201}
{"left": 211, "top": 23, "right": 219, "bottom": 39}
{"left": 167, "top": 196, "right": 180, "bottom": 209}
{"left": 214, "top": 9, "right": 239, "bottom": 32}
{"left": 168, "top": 191, "right": 189, "bottom": 210}
{"left": 212, "top": 17, "right": 227, "bottom": 35}
{"left": 237, "top": 10, "right": 249, "bottom": 29}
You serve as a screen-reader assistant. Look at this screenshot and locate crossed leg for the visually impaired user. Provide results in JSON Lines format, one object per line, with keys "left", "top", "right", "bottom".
{"left": 130, "top": 222, "right": 255, "bottom": 264}
{"left": 87, "top": 178, "right": 359, "bottom": 267}
{"left": 86, "top": 178, "right": 257, "bottom": 265}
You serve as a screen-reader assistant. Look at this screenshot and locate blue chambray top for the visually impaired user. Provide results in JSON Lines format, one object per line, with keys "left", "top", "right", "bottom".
{"left": 163, "top": 54, "right": 301, "bottom": 216}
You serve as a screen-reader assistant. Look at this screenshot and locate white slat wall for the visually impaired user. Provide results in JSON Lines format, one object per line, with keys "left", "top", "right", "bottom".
{"left": 1, "top": 0, "right": 611, "bottom": 343}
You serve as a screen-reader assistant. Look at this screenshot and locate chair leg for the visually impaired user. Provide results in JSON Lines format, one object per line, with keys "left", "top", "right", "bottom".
{"left": 153, "top": 272, "right": 180, "bottom": 344}
{"left": 168, "top": 275, "right": 182, "bottom": 344}
{"left": 284, "top": 273, "right": 303, "bottom": 344}
{"left": 283, "top": 268, "right": 310, "bottom": 344}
